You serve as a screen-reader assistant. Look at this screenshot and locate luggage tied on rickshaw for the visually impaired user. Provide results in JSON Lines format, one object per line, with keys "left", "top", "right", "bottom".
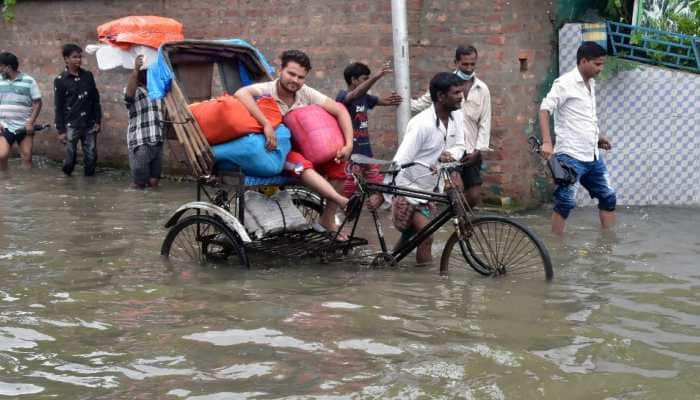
{"left": 243, "top": 190, "right": 310, "bottom": 239}
{"left": 88, "top": 16, "right": 185, "bottom": 71}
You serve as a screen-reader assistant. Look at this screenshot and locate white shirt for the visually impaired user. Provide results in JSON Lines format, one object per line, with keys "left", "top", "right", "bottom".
{"left": 411, "top": 74, "right": 491, "bottom": 153}
{"left": 540, "top": 67, "right": 600, "bottom": 161}
{"left": 393, "top": 105, "right": 466, "bottom": 203}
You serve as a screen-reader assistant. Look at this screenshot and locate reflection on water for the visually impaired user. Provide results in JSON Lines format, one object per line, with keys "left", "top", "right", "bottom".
{"left": 1, "top": 163, "right": 699, "bottom": 398}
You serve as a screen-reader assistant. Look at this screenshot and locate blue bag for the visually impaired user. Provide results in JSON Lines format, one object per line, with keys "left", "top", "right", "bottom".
{"left": 212, "top": 124, "right": 291, "bottom": 177}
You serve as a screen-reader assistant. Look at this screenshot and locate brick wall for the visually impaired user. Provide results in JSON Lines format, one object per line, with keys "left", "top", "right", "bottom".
{"left": 1, "top": 0, "right": 556, "bottom": 205}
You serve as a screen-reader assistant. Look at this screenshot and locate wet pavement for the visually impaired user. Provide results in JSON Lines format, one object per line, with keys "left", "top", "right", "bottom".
{"left": 1, "top": 161, "right": 699, "bottom": 399}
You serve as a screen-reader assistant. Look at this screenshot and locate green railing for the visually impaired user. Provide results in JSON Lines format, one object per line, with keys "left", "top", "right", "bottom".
{"left": 607, "top": 21, "right": 700, "bottom": 74}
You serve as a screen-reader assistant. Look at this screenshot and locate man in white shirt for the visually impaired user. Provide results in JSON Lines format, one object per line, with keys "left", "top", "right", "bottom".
{"left": 539, "top": 42, "right": 616, "bottom": 235}
{"left": 235, "top": 50, "right": 355, "bottom": 237}
{"left": 393, "top": 72, "right": 466, "bottom": 264}
{"left": 411, "top": 45, "right": 491, "bottom": 206}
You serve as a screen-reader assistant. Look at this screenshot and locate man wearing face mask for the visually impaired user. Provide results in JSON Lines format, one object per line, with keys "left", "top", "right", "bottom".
{"left": 411, "top": 45, "right": 491, "bottom": 208}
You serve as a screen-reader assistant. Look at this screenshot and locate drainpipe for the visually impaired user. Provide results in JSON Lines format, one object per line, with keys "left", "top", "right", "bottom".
{"left": 391, "top": 0, "right": 411, "bottom": 143}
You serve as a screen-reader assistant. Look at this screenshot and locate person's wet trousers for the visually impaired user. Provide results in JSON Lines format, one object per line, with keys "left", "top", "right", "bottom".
{"left": 62, "top": 127, "right": 97, "bottom": 176}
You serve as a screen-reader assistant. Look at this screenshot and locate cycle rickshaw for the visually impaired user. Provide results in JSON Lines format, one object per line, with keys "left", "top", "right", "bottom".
{"left": 158, "top": 39, "right": 553, "bottom": 280}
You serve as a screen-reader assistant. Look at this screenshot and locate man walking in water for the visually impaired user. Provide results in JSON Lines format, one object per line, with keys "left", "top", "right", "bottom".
{"left": 539, "top": 41, "right": 616, "bottom": 235}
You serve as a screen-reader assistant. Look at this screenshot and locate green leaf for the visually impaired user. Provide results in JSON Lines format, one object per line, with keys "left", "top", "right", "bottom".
{"left": 2, "top": 0, "right": 17, "bottom": 22}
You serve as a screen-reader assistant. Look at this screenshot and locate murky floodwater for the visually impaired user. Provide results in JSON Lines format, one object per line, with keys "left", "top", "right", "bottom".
{"left": 1, "top": 161, "right": 699, "bottom": 399}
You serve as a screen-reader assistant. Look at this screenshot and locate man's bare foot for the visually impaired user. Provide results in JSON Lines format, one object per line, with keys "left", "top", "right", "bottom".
{"left": 320, "top": 222, "right": 349, "bottom": 241}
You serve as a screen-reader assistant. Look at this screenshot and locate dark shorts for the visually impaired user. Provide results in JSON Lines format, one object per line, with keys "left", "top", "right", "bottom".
{"left": 129, "top": 143, "right": 163, "bottom": 185}
{"left": 1, "top": 128, "right": 27, "bottom": 146}
{"left": 460, "top": 153, "right": 483, "bottom": 189}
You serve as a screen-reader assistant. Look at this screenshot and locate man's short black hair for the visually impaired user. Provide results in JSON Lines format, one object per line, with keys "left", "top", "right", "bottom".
{"left": 429, "top": 72, "right": 463, "bottom": 102}
{"left": 280, "top": 49, "right": 312, "bottom": 71}
{"left": 576, "top": 41, "right": 606, "bottom": 64}
{"left": 62, "top": 43, "right": 82, "bottom": 58}
{"left": 455, "top": 45, "right": 478, "bottom": 61}
{"left": 0, "top": 52, "right": 19, "bottom": 70}
{"left": 343, "top": 62, "right": 371, "bottom": 85}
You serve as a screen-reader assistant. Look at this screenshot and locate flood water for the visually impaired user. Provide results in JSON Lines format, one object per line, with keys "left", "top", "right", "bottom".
{"left": 1, "top": 162, "right": 699, "bottom": 399}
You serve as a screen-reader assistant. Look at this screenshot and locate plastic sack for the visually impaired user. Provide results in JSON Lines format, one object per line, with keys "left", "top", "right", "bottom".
{"left": 243, "top": 190, "right": 310, "bottom": 239}
{"left": 189, "top": 96, "right": 282, "bottom": 145}
{"left": 283, "top": 104, "right": 345, "bottom": 165}
{"left": 85, "top": 44, "right": 157, "bottom": 70}
{"left": 97, "top": 16, "right": 184, "bottom": 50}
{"left": 212, "top": 124, "right": 291, "bottom": 177}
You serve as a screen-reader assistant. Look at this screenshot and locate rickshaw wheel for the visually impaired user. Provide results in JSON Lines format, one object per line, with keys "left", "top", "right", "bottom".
{"left": 161, "top": 215, "right": 247, "bottom": 267}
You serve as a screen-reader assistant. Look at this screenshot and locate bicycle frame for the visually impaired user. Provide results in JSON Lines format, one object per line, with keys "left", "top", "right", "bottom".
{"left": 345, "top": 166, "right": 466, "bottom": 265}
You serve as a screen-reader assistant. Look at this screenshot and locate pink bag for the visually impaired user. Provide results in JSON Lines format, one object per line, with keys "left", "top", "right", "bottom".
{"left": 283, "top": 104, "right": 345, "bottom": 165}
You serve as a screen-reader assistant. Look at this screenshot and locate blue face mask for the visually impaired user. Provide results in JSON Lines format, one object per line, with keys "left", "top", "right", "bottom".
{"left": 455, "top": 70, "right": 474, "bottom": 81}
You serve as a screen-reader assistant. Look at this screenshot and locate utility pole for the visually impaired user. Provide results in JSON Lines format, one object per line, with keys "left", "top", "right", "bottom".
{"left": 391, "top": 0, "right": 410, "bottom": 143}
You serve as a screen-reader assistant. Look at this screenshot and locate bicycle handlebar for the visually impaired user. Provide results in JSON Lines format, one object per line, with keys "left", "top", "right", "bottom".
{"left": 528, "top": 136, "right": 543, "bottom": 154}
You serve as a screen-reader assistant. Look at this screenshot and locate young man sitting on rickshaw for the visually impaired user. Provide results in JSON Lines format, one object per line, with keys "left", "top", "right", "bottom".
{"left": 234, "top": 50, "right": 358, "bottom": 238}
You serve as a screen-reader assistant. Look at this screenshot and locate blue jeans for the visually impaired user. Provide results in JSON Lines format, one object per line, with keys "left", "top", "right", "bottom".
{"left": 63, "top": 127, "right": 97, "bottom": 176}
{"left": 553, "top": 153, "right": 616, "bottom": 219}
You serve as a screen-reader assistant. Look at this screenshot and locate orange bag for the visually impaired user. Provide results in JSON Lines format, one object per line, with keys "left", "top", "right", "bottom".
{"left": 97, "top": 16, "right": 184, "bottom": 49}
{"left": 189, "top": 96, "right": 282, "bottom": 145}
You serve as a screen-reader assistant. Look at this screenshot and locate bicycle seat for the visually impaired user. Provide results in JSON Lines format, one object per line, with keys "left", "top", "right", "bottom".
{"left": 350, "top": 154, "right": 395, "bottom": 165}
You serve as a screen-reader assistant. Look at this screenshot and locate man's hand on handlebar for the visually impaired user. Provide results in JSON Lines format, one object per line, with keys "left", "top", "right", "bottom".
{"left": 464, "top": 150, "right": 481, "bottom": 165}
{"left": 439, "top": 151, "right": 455, "bottom": 163}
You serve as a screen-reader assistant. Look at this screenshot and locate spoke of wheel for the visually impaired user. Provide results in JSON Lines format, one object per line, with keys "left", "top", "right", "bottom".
{"left": 502, "top": 248, "right": 542, "bottom": 274}
{"left": 472, "top": 223, "right": 498, "bottom": 269}
{"left": 499, "top": 224, "right": 520, "bottom": 266}
{"left": 503, "top": 243, "right": 536, "bottom": 268}
{"left": 174, "top": 226, "right": 198, "bottom": 261}
{"left": 492, "top": 221, "right": 506, "bottom": 267}
{"left": 499, "top": 227, "right": 530, "bottom": 267}
{"left": 191, "top": 224, "right": 206, "bottom": 262}
{"left": 501, "top": 230, "right": 536, "bottom": 268}
{"left": 486, "top": 221, "right": 503, "bottom": 268}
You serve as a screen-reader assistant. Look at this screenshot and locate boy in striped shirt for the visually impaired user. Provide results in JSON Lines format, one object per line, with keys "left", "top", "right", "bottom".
{"left": 0, "top": 52, "right": 42, "bottom": 170}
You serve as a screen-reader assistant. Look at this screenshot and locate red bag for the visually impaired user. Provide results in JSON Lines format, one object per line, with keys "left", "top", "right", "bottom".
{"left": 283, "top": 105, "right": 345, "bottom": 165}
{"left": 189, "top": 96, "right": 282, "bottom": 145}
{"left": 97, "top": 16, "right": 184, "bottom": 49}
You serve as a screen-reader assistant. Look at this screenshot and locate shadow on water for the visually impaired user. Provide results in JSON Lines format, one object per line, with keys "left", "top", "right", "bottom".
{"left": 1, "top": 162, "right": 699, "bottom": 399}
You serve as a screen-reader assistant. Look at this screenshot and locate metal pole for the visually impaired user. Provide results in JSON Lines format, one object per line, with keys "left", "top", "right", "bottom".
{"left": 391, "top": 0, "right": 411, "bottom": 143}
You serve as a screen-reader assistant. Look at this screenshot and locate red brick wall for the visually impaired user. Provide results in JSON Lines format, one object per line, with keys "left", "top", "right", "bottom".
{"left": 1, "top": 0, "right": 555, "bottom": 204}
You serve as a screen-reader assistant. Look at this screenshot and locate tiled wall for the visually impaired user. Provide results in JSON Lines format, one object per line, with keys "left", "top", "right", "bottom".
{"left": 558, "top": 24, "right": 700, "bottom": 206}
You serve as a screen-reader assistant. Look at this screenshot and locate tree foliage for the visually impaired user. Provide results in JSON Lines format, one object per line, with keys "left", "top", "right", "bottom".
{"left": 2, "top": 0, "right": 16, "bottom": 22}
